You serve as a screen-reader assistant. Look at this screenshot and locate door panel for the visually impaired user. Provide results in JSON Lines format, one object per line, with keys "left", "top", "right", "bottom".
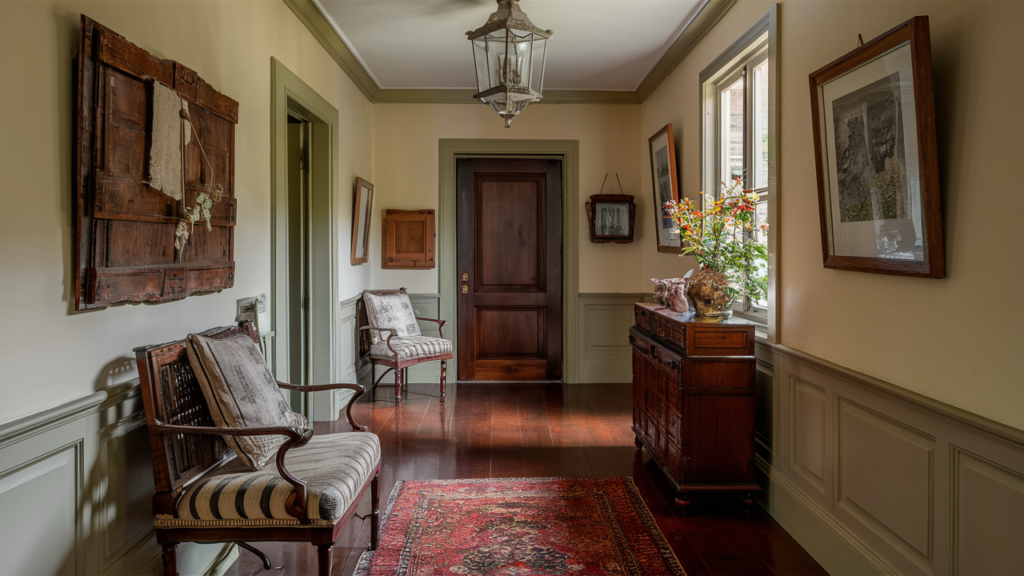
{"left": 457, "top": 158, "right": 562, "bottom": 381}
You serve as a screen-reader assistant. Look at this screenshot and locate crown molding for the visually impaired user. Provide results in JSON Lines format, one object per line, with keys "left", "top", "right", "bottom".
{"left": 283, "top": 0, "right": 733, "bottom": 105}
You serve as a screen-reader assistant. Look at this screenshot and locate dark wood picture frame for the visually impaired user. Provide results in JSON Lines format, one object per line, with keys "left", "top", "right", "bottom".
{"left": 585, "top": 194, "right": 635, "bottom": 243}
{"left": 350, "top": 177, "right": 373, "bottom": 265}
{"left": 648, "top": 124, "right": 682, "bottom": 254}
{"left": 809, "top": 16, "right": 944, "bottom": 278}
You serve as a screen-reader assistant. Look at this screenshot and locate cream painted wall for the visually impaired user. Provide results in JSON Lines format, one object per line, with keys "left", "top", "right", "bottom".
{"left": 640, "top": 0, "right": 1024, "bottom": 430}
{"left": 371, "top": 102, "right": 644, "bottom": 294}
{"left": 0, "top": 0, "right": 373, "bottom": 423}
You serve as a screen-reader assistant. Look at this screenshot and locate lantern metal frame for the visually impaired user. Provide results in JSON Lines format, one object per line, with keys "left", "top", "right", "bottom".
{"left": 467, "top": 0, "right": 553, "bottom": 128}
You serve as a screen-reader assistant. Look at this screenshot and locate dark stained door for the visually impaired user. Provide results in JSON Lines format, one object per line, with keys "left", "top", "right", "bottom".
{"left": 457, "top": 158, "right": 562, "bottom": 381}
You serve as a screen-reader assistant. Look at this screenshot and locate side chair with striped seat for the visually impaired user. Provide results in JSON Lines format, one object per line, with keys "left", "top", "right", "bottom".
{"left": 361, "top": 288, "right": 453, "bottom": 404}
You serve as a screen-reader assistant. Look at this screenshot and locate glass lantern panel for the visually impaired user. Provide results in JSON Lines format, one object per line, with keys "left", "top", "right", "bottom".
{"left": 472, "top": 37, "right": 492, "bottom": 93}
{"left": 529, "top": 36, "right": 547, "bottom": 95}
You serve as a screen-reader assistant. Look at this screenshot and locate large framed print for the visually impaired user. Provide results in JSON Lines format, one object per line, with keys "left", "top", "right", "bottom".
{"left": 809, "top": 16, "right": 944, "bottom": 278}
{"left": 648, "top": 124, "right": 682, "bottom": 253}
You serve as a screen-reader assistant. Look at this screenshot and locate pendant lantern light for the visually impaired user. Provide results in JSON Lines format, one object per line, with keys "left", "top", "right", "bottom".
{"left": 467, "top": 0, "right": 552, "bottom": 128}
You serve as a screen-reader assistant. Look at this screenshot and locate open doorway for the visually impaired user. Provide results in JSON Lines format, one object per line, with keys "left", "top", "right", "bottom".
{"left": 286, "top": 114, "right": 311, "bottom": 412}
{"left": 270, "top": 58, "right": 340, "bottom": 422}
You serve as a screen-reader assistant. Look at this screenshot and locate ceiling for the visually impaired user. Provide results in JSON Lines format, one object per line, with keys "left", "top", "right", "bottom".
{"left": 314, "top": 0, "right": 706, "bottom": 92}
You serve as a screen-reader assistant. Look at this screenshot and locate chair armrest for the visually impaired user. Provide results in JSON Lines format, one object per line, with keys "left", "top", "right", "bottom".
{"left": 415, "top": 317, "right": 448, "bottom": 338}
{"left": 276, "top": 383, "right": 368, "bottom": 432}
{"left": 149, "top": 420, "right": 313, "bottom": 522}
{"left": 359, "top": 326, "right": 400, "bottom": 356}
{"left": 359, "top": 326, "right": 397, "bottom": 338}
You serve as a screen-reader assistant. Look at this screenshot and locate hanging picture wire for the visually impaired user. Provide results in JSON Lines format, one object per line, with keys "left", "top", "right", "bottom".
{"left": 168, "top": 85, "right": 225, "bottom": 260}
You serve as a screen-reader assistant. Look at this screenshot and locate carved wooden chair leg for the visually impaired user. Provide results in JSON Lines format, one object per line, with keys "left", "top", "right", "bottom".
{"left": 403, "top": 368, "right": 409, "bottom": 392}
{"left": 317, "top": 544, "right": 333, "bottom": 576}
{"left": 394, "top": 365, "right": 403, "bottom": 404}
{"left": 369, "top": 471, "right": 380, "bottom": 550}
{"left": 440, "top": 359, "right": 447, "bottom": 401}
{"left": 161, "top": 543, "right": 179, "bottom": 576}
{"left": 235, "top": 542, "right": 271, "bottom": 570}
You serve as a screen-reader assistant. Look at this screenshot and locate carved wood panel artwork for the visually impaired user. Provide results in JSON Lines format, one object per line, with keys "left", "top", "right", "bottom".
{"left": 74, "top": 15, "right": 239, "bottom": 310}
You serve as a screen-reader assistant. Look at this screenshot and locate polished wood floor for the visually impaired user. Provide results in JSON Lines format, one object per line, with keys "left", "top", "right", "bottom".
{"left": 224, "top": 382, "right": 828, "bottom": 576}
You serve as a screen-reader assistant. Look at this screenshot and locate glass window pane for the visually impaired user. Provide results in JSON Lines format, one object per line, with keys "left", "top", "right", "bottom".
{"left": 752, "top": 60, "right": 769, "bottom": 190}
{"left": 720, "top": 76, "right": 745, "bottom": 190}
{"left": 753, "top": 200, "right": 768, "bottom": 307}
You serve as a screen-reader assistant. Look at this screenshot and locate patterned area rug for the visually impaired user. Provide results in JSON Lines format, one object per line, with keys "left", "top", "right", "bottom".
{"left": 354, "top": 477, "right": 685, "bottom": 576}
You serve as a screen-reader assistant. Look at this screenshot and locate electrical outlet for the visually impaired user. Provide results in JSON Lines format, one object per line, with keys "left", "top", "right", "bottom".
{"left": 258, "top": 293, "right": 267, "bottom": 313}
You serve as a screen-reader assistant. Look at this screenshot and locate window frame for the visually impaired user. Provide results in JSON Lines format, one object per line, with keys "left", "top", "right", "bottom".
{"left": 699, "top": 5, "right": 779, "bottom": 341}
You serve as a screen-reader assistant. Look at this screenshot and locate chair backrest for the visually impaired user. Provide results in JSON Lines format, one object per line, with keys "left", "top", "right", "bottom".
{"left": 134, "top": 322, "right": 257, "bottom": 510}
{"left": 361, "top": 288, "right": 421, "bottom": 343}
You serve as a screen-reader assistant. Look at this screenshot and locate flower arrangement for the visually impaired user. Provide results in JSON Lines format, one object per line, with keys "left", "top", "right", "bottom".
{"left": 662, "top": 177, "right": 768, "bottom": 314}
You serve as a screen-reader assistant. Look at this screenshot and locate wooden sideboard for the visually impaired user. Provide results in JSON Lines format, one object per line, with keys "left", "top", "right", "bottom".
{"left": 630, "top": 302, "right": 761, "bottom": 507}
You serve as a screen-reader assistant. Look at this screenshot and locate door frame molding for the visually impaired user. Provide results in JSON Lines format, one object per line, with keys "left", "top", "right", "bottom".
{"left": 438, "top": 139, "right": 580, "bottom": 383}
{"left": 270, "top": 58, "right": 340, "bottom": 419}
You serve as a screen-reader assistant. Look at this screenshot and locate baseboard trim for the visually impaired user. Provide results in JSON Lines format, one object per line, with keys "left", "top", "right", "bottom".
{"left": 203, "top": 544, "right": 239, "bottom": 576}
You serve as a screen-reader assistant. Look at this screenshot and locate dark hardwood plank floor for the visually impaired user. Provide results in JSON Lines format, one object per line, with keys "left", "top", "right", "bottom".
{"left": 223, "top": 382, "right": 827, "bottom": 576}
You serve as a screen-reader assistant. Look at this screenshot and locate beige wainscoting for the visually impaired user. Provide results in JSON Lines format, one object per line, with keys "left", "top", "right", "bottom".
{"left": 756, "top": 341, "right": 1024, "bottom": 576}
{"left": 0, "top": 385, "right": 235, "bottom": 576}
{"left": 577, "top": 294, "right": 648, "bottom": 383}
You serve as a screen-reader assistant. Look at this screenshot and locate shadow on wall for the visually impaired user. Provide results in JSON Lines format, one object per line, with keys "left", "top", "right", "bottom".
{"left": 929, "top": 10, "right": 975, "bottom": 273}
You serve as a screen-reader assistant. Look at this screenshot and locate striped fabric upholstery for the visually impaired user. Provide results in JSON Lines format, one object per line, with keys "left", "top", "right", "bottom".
{"left": 156, "top": 432, "right": 380, "bottom": 528}
{"left": 370, "top": 336, "right": 452, "bottom": 361}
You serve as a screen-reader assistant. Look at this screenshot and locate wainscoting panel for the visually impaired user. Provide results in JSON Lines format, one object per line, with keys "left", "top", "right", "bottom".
{"left": 790, "top": 376, "right": 827, "bottom": 494}
{"left": 0, "top": 445, "right": 80, "bottom": 575}
{"left": 0, "top": 387, "right": 232, "bottom": 576}
{"left": 835, "top": 398, "right": 934, "bottom": 573}
{"left": 577, "top": 294, "right": 645, "bottom": 383}
{"left": 756, "top": 340, "right": 1024, "bottom": 576}
{"left": 952, "top": 447, "right": 1024, "bottom": 575}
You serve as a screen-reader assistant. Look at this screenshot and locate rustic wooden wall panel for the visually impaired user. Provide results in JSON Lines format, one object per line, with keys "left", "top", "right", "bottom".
{"left": 74, "top": 15, "right": 239, "bottom": 310}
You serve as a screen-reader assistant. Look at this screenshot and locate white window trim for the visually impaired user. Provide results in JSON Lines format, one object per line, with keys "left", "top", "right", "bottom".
{"left": 699, "top": 5, "right": 779, "bottom": 342}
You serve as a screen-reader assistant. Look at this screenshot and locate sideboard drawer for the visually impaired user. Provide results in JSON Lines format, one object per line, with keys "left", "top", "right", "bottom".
{"left": 651, "top": 312, "right": 686, "bottom": 345}
{"left": 650, "top": 343, "right": 682, "bottom": 379}
{"left": 634, "top": 303, "right": 652, "bottom": 331}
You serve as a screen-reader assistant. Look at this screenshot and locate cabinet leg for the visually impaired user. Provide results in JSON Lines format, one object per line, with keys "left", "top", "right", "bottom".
{"left": 634, "top": 436, "right": 643, "bottom": 450}
{"left": 674, "top": 493, "right": 692, "bottom": 511}
{"left": 740, "top": 492, "right": 755, "bottom": 514}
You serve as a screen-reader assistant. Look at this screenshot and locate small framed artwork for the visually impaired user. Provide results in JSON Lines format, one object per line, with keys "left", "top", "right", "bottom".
{"left": 586, "top": 194, "right": 635, "bottom": 243}
{"left": 809, "top": 16, "right": 944, "bottom": 277}
{"left": 350, "top": 177, "right": 374, "bottom": 265}
{"left": 648, "top": 124, "right": 682, "bottom": 253}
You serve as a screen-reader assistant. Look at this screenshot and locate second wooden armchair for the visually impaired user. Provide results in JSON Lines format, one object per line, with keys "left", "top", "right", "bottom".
{"left": 361, "top": 288, "right": 453, "bottom": 404}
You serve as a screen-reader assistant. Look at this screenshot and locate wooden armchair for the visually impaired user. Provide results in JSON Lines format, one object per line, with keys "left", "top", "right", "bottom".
{"left": 361, "top": 288, "right": 453, "bottom": 404}
{"left": 134, "top": 321, "right": 380, "bottom": 576}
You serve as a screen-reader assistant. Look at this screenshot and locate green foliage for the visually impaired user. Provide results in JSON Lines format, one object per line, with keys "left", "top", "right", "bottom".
{"left": 663, "top": 178, "right": 768, "bottom": 304}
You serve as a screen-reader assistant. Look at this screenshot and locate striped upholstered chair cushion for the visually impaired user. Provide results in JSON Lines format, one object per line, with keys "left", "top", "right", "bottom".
{"left": 157, "top": 432, "right": 380, "bottom": 528}
{"left": 370, "top": 336, "right": 452, "bottom": 361}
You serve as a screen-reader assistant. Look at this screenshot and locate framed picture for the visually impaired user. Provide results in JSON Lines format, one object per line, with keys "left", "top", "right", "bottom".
{"left": 350, "top": 177, "right": 374, "bottom": 265}
{"left": 648, "top": 124, "right": 682, "bottom": 253}
{"left": 809, "top": 16, "right": 944, "bottom": 277}
{"left": 586, "top": 194, "right": 635, "bottom": 243}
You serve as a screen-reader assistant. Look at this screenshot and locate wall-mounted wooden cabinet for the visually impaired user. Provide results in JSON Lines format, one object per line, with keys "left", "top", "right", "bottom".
{"left": 382, "top": 209, "right": 435, "bottom": 269}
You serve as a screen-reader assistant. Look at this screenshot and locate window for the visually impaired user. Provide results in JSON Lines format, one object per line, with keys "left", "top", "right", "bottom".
{"left": 700, "top": 7, "right": 777, "bottom": 338}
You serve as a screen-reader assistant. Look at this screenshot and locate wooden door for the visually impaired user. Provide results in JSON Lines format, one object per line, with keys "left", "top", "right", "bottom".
{"left": 457, "top": 158, "right": 562, "bottom": 381}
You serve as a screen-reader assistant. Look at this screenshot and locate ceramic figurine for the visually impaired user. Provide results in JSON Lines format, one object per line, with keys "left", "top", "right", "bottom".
{"left": 651, "top": 269, "right": 694, "bottom": 313}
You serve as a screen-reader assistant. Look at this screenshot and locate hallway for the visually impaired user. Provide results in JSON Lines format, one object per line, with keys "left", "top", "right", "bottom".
{"left": 225, "top": 383, "right": 827, "bottom": 576}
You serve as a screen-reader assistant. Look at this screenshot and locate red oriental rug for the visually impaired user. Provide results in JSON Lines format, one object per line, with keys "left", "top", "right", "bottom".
{"left": 354, "top": 477, "right": 686, "bottom": 576}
